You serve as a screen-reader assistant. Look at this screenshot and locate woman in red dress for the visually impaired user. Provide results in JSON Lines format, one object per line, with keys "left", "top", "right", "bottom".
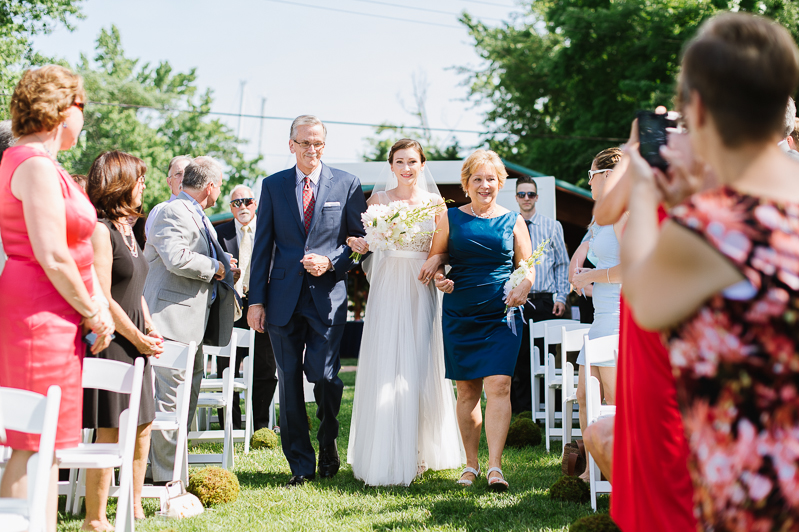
{"left": 623, "top": 13, "right": 799, "bottom": 530}
{"left": 591, "top": 133, "right": 699, "bottom": 530}
{"left": 0, "top": 65, "right": 114, "bottom": 531}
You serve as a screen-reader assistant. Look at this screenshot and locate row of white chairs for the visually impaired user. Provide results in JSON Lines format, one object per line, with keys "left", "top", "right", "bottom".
{"left": 527, "top": 317, "right": 619, "bottom": 511}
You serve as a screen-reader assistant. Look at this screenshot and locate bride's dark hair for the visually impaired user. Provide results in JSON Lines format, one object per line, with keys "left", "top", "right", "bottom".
{"left": 388, "top": 138, "right": 426, "bottom": 164}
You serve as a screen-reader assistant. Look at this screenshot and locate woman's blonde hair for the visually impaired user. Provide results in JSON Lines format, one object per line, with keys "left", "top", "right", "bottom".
{"left": 460, "top": 149, "right": 508, "bottom": 192}
{"left": 10, "top": 65, "right": 85, "bottom": 137}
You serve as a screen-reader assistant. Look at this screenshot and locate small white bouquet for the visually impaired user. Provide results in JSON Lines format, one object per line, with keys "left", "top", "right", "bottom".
{"left": 502, "top": 239, "right": 550, "bottom": 335}
{"left": 350, "top": 198, "right": 447, "bottom": 262}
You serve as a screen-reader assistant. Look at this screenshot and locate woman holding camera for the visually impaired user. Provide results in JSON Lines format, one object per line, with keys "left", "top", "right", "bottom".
{"left": 622, "top": 13, "right": 799, "bottom": 527}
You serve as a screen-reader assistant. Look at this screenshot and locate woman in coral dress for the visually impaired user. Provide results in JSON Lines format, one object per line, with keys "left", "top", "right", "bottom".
{"left": 0, "top": 66, "right": 113, "bottom": 531}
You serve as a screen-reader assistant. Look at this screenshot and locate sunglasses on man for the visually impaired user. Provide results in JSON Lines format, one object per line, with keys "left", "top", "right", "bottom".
{"left": 516, "top": 192, "right": 538, "bottom": 199}
{"left": 230, "top": 198, "right": 255, "bottom": 208}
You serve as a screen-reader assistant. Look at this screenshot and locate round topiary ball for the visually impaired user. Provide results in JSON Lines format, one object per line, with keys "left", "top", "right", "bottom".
{"left": 250, "top": 428, "right": 279, "bottom": 450}
{"left": 514, "top": 410, "right": 534, "bottom": 423}
{"left": 569, "top": 513, "right": 620, "bottom": 532}
{"left": 550, "top": 475, "right": 590, "bottom": 503}
{"left": 506, "top": 417, "right": 542, "bottom": 448}
{"left": 188, "top": 466, "right": 240, "bottom": 506}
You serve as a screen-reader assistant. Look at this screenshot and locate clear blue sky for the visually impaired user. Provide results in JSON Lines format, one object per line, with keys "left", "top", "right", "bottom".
{"left": 32, "top": 0, "right": 521, "bottom": 173}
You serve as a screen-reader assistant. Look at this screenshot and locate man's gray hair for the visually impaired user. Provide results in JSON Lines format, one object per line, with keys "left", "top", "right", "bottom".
{"left": 785, "top": 97, "right": 797, "bottom": 138}
{"left": 290, "top": 115, "right": 326, "bottom": 140}
{"left": 182, "top": 156, "right": 223, "bottom": 190}
{"left": 228, "top": 184, "right": 254, "bottom": 202}
{"left": 168, "top": 154, "right": 192, "bottom": 175}
{"left": 0, "top": 120, "right": 16, "bottom": 165}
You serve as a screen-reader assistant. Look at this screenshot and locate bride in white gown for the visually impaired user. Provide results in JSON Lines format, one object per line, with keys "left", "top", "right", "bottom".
{"left": 346, "top": 139, "right": 463, "bottom": 486}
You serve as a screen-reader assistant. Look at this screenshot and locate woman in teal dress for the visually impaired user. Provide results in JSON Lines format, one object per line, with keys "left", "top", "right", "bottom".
{"left": 422, "top": 149, "right": 534, "bottom": 492}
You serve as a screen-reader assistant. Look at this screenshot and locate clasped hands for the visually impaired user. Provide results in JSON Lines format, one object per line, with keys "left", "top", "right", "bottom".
{"left": 301, "top": 253, "right": 332, "bottom": 277}
{"left": 83, "top": 306, "right": 114, "bottom": 355}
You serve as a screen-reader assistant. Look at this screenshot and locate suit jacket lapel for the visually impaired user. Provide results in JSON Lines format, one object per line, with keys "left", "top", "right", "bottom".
{"left": 308, "top": 163, "right": 332, "bottom": 236}
{"left": 281, "top": 167, "right": 305, "bottom": 234}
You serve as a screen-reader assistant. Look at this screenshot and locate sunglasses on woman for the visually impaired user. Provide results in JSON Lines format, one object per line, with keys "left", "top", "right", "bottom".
{"left": 230, "top": 198, "right": 255, "bottom": 208}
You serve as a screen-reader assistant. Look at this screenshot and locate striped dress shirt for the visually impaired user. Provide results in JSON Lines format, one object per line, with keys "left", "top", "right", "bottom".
{"left": 524, "top": 212, "right": 570, "bottom": 304}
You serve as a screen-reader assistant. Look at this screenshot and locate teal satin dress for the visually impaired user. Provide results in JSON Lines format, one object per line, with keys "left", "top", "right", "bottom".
{"left": 442, "top": 208, "right": 524, "bottom": 381}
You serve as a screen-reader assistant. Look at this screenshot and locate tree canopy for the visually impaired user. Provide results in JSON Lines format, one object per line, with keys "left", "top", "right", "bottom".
{"left": 460, "top": 0, "right": 799, "bottom": 186}
{"left": 1, "top": 6, "right": 265, "bottom": 214}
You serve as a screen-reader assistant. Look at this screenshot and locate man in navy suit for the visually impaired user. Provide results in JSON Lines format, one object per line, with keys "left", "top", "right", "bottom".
{"left": 248, "top": 115, "right": 367, "bottom": 487}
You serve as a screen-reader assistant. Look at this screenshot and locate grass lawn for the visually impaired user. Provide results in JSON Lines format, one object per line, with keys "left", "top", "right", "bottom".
{"left": 56, "top": 359, "right": 607, "bottom": 531}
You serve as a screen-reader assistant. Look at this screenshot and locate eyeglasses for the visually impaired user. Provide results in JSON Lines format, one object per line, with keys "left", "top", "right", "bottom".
{"left": 587, "top": 168, "right": 612, "bottom": 183}
{"left": 516, "top": 192, "right": 538, "bottom": 199}
{"left": 72, "top": 101, "right": 85, "bottom": 112}
{"left": 230, "top": 198, "right": 255, "bottom": 208}
{"left": 292, "top": 140, "right": 325, "bottom": 150}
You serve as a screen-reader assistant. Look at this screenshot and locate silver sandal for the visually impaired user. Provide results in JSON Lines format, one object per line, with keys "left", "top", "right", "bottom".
{"left": 456, "top": 465, "right": 481, "bottom": 486}
{"left": 487, "top": 467, "right": 508, "bottom": 492}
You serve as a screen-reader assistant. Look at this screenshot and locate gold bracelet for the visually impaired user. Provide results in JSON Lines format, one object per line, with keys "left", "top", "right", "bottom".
{"left": 606, "top": 268, "right": 610, "bottom": 283}
{"left": 84, "top": 306, "right": 100, "bottom": 320}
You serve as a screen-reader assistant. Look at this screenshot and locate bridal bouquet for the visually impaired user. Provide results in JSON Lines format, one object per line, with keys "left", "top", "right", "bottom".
{"left": 350, "top": 198, "right": 447, "bottom": 262}
{"left": 503, "top": 239, "right": 550, "bottom": 335}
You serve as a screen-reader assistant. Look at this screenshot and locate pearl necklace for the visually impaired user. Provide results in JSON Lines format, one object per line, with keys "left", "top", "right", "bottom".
{"left": 470, "top": 205, "right": 495, "bottom": 218}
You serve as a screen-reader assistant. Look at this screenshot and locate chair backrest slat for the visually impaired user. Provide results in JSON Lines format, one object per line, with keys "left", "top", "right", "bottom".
{"left": 82, "top": 358, "right": 137, "bottom": 393}
{"left": 584, "top": 334, "right": 619, "bottom": 367}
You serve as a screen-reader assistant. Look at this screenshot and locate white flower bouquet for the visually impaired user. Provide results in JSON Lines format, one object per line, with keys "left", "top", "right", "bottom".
{"left": 350, "top": 198, "right": 447, "bottom": 262}
{"left": 502, "top": 239, "right": 550, "bottom": 335}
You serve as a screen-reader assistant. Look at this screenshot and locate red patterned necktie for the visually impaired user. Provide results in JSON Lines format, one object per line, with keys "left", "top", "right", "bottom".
{"left": 302, "top": 176, "right": 315, "bottom": 234}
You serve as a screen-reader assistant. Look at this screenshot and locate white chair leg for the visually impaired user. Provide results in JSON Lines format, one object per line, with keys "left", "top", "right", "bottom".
{"left": 65, "top": 467, "right": 78, "bottom": 514}
{"left": 244, "top": 390, "right": 252, "bottom": 454}
{"left": 71, "top": 466, "right": 86, "bottom": 515}
{"left": 563, "top": 402, "right": 573, "bottom": 454}
{"left": 589, "top": 454, "right": 598, "bottom": 511}
{"left": 545, "top": 386, "right": 555, "bottom": 452}
{"left": 115, "top": 465, "right": 133, "bottom": 532}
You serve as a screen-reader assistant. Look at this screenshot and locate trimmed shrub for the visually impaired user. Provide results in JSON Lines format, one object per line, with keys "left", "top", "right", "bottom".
{"left": 506, "top": 417, "right": 542, "bottom": 448}
{"left": 188, "top": 466, "right": 240, "bottom": 506}
{"left": 550, "top": 475, "right": 589, "bottom": 503}
{"left": 250, "top": 428, "right": 279, "bottom": 450}
{"left": 569, "top": 514, "right": 620, "bottom": 532}
{"left": 514, "top": 410, "right": 534, "bottom": 422}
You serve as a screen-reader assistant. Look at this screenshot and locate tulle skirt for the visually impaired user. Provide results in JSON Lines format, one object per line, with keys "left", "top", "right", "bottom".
{"left": 348, "top": 250, "right": 464, "bottom": 486}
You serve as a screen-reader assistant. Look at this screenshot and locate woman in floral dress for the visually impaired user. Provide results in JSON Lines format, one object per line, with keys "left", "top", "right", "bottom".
{"left": 621, "top": 13, "right": 799, "bottom": 530}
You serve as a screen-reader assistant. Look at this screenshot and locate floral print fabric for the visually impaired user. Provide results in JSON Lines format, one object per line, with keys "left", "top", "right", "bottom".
{"left": 668, "top": 186, "right": 799, "bottom": 531}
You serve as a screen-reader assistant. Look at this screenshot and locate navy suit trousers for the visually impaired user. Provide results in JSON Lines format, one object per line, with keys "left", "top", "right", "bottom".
{"left": 267, "top": 279, "right": 344, "bottom": 476}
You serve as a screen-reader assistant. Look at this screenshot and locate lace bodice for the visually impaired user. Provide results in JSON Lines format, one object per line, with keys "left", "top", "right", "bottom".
{"left": 376, "top": 191, "right": 438, "bottom": 253}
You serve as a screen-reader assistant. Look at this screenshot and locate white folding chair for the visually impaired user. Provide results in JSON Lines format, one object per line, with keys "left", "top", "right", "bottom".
{"left": 199, "top": 327, "right": 255, "bottom": 452}
{"left": 57, "top": 358, "right": 145, "bottom": 531}
{"left": 529, "top": 318, "right": 578, "bottom": 422}
{"left": 140, "top": 340, "right": 196, "bottom": 512}
{"left": 189, "top": 331, "right": 237, "bottom": 470}
{"left": 0, "top": 385, "right": 61, "bottom": 532}
{"left": 544, "top": 322, "right": 590, "bottom": 451}
{"left": 584, "top": 334, "right": 618, "bottom": 511}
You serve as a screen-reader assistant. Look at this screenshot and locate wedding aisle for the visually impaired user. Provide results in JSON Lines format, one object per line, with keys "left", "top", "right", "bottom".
{"left": 56, "top": 360, "right": 602, "bottom": 531}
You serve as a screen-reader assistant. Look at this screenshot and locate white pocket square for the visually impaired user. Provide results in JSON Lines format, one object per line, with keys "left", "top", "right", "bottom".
{"left": 324, "top": 201, "right": 341, "bottom": 207}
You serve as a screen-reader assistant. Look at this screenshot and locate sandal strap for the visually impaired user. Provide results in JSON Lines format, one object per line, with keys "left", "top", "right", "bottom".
{"left": 460, "top": 466, "right": 481, "bottom": 478}
{"left": 486, "top": 467, "right": 505, "bottom": 480}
